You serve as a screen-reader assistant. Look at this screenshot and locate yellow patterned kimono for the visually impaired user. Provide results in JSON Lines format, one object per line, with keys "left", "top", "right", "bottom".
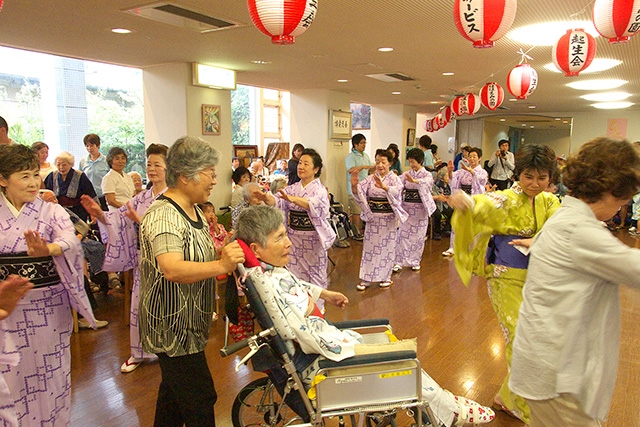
{"left": 452, "top": 183, "right": 560, "bottom": 424}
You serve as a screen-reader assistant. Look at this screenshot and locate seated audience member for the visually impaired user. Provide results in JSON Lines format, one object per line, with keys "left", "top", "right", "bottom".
{"left": 32, "top": 141, "right": 56, "bottom": 184}
{"left": 232, "top": 156, "right": 240, "bottom": 172}
{"left": 231, "top": 182, "right": 264, "bottom": 229}
{"left": 101, "top": 146, "right": 135, "bottom": 211}
{"left": 231, "top": 166, "right": 252, "bottom": 208}
{"left": 44, "top": 150, "right": 98, "bottom": 222}
{"left": 431, "top": 143, "right": 443, "bottom": 168}
{"left": 510, "top": 137, "right": 640, "bottom": 427}
{"left": 198, "top": 201, "right": 228, "bottom": 252}
{"left": 129, "top": 171, "right": 144, "bottom": 195}
{"left": 272, "top": 159, "right": 288, "bottom": 177}
{"left": 235, "top": 205, "right": 495, "bottom": 427}
{"left": 430, "top": 173, "right": 453, "bottom": 240}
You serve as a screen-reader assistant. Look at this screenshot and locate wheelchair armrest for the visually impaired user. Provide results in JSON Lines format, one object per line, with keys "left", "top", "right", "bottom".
{"left": 330, "top": 318, "right": 389, "bottom": 330}
{"left": 317, "top": 350, "right": 416, "bottom": 370}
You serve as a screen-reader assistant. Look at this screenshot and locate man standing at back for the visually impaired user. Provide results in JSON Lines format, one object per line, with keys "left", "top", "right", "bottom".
{"left": 0, "top": 116, "right": 15, "bottom": 145}
{"left": 487, "top": 139, "right": 515, "bottom": 190}
{"left": 345, "top": 133, "right": 373, "bottom": 239}
{"left": 418, "top": 135, "right": 435, "bottom": 172}
{"left": 79, "top": 133, "right": 110, "bottom": 211}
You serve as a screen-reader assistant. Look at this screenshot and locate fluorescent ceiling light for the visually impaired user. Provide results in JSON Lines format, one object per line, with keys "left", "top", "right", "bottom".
{"left": 392, "top": 91, "right": 401, "bottom": 95}
{"left": 580, "top": 92, "right": 631, "bottom": 102}
{"left": 543, "top": 58, "right": 622, "bottom": 74}
{"left": 111, "top": 28, "right": 132, "bottom": 34}
{"left": 566, "top": 79, "right": 627, "bottom": 90}
{"left": 442, "top": 72, "right": 454, "bottom": 76}
{"left": 508, "top": 21, "right": 598, "bottom": 46}
{"left": 528, "top": 105, "right": 536, "bottom": 109}
{"left": 591, "top": 101, "right": 634, "bottom": 109}
{"left": 337, "top": 79, "right": 348, "bottom": 83}
{"left": 192, "top": 63, "right": 236, "bottom": 90}
{"left": 378, "top": 47, "right": 394, "bottom": 52}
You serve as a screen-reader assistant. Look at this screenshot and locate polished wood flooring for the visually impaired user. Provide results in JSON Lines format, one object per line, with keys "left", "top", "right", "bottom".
{"left": 70, "top": 230, "right": 640, "bottom": 427}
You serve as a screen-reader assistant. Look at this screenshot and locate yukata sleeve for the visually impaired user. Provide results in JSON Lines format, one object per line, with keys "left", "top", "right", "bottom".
{"left": 386, "top": 175, "right": 408, "bottom": 223}
{"left": 452, "top": 192, "right": 510, "bottom": 285}
{"left": 49, "top": 203, "right": 97, "bottom": 327}
{"left": 99, "top": 192, "right": 143, "bottom": 272}
{"left": 415, "top": 172, "right": 437, "bottom": 216}
{"left": 356, "top": 177, "right": 375, "bottom": 222}
{"left": 472, "top": 168, "right": 488, "bottom": 194}
{"left": 305, "top": 185, "right": 336, "bottom": 251}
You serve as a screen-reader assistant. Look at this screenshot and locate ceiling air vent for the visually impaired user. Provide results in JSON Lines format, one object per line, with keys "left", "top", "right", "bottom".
{"left": 366, "top": 73, "right": 415, "bottom": 82}
{"left": 125, "top": 3, "right": 241, "bottom": 33}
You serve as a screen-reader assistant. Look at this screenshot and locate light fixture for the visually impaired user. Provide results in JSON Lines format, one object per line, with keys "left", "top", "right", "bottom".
{"left": 528, "top": 105, "right": 536, "bottom": 109}
{"left": 521, "top": 123, "right": 527, "bottom": 127}
{"left": 111, "top": 28, "right": 132, "bottom": 34}
{"left": 337, "top": 79, "right": 348, "bottom": 83}
{"left": 555, "top": 118, "right": 561, "bottom": 120}
{"left": 250, "top": 60, "right": 272, "bottom": 65}
{"left": 442, "top": 72, "right": 455, "bottom": 76}
{"left": 591, "top": 101, "right": 634, "bottom": 109}
{"left": 192, "top": 63, "right": 236, "bottom": 90}
{"left": 509, "top": 98, "right": 518, "bottom": 102}
{"left": 430, "top": 101, "right": 440, "bottom": 104}
{"left": 508, "top": 20, "right": 599, "bottom": 46}
{"left": 580, "top": 92, "right": 631, "bottom": 102}
{"left": 566, "top": 79, "right": 627, "bottom": 90}
{"left": 530, "top": 125, "right": 535, "bottom": 128}
{"left": 500, "top": 118, "right": 506, "bottom": 121}
{"left": 378, "top": 47, "right": 394, "bottom": 52}
{"left": 543, "top": 58, "right": 622, "bottom": 74}
{"left": 392, "top": 91, "right": 401, "bottom": 95}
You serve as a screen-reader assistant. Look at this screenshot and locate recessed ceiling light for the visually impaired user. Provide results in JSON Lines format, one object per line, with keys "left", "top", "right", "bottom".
{"left": 250, "top": 60, "right": 272, "bottom": 65}
{"left": 544, "top": 58, "right": 622, "bottom": 74}
{"left": 337, "top": 79, "right": 348, "bottom": 83}
{"left": 563, "top": 121, "right": 569, "bottom": 123}
{"left": 378, "top": 47, "right": 394, "bottom": 52}
{"left": 509, "top": 98, "right": 518, "bottom": 102}
{"left": 566, "top": 79, "right": 627, "bottom": 90}
{"left": 392, "top": 91, "right": 401, "bottom": 95}
{"left": 530, "top": 125, "right": 535, "bottom": 128}
{"left": 555, "top": 118, "right": 561, "bottom": 120}
{"left": 508, "top": 21, "right": 598, "bottom": 46}
{"left": 500, "top": 118, "right": 506, "bottom": 121}
{"left": 521, "top": 123, "right": 527, "bottom": 127}
{"left": 592, "top": 101, "right": 634, "bottom": 109}
{"left": 580, "top": 92, "right": 631, "bottom": 102}
{"left": 430, "top": 101, "right": 439, "bottom": 104}
{"left": 528, "top": 105, "right": 536, "bottom": 109}
{"left": 111, "top": 28, "right": 132, "bottom": 34}
{"left": 442, "top": 72, "right": 454, "bottom": 76}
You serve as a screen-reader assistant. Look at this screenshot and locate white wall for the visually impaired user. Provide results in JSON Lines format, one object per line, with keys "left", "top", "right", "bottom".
{"left": 569, "top": 109, "right": 640, "bottom": 152}
{"left": 522, "top": 128, "right": 571, "bottom": 157}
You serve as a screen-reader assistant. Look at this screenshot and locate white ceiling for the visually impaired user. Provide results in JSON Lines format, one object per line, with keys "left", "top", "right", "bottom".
{"left": 0, "top": 0, "right": 638, "bottom": 117}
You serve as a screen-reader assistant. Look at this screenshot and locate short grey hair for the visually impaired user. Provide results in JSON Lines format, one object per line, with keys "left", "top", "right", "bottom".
{"left": 236, "top": 205, "right": 285, "bottom": 247}
{"left": 166, "top": 136, "right": 220, "bottom": 187}
{"left": 243, "top": 182, "right": 261, "bottom": 202}
{"left": 55, "top": 151, "right": 75, "bottom": 165}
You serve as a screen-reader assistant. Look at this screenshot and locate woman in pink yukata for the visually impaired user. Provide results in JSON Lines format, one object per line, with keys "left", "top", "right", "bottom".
{"left": 0, "top": 144, "right": 97, "bottom": 427}
{"left": 253, "top": 148, "right": 335, "bottom": 309}
{"left": 351, "top": 149, "right": 407, "bottom": 290}
{"left": 393, "top": 148, "right": 436, "bottom": 272}
{"left": 81, "top": 144, "right": 168, "bottom": 373}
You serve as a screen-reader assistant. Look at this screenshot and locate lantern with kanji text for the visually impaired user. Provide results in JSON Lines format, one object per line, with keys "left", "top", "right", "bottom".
{"left": 593, "top": 0, "right": 640, "bottom": 43}
{"left": 552, "top": 29, "right": 597, "bottom": 76}
{"left": 247, "top": 0, "right": 318, "bottom": 45}
{"left": 479, "top": 82, "right": 505, "bottom": 110}
{"left": 453, "top": 0, "right": 518, "bottom": 48}
{"left": 506, "top": 63, "right": 538, "bottom": 99}
{"left": 451, "top": 96, "right": 467, "bottom": 116}
{"left": 464, "top": 93, "right": 482, "bottom": 115}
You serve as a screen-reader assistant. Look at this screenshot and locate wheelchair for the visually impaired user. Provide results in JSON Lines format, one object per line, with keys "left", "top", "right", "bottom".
{"left": 221, "top": 243, "right": 438, "bottom": 427}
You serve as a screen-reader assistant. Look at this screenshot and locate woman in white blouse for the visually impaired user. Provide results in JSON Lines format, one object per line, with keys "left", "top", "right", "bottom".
{"left": 101, "top": 146, "right": 135, "bottom": 211}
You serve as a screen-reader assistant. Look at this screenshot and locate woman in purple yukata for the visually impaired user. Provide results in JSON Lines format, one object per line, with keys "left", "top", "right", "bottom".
{"left": 442, "top": 147, "right": 487, "bottom": 257}
{"left": 0, "top": 144, "right": 97, "bottom": 427}
{"left": 351, "top": 149, "right": 407, "bottom": 290}
{"left": 81, "top": 144, "right": 168, "bottom": 374}
{"left": 254, "top": 148, "right": 336, "bottom": 309}
{"left": 394, "top": 148, "right": 436, "bottom": 272}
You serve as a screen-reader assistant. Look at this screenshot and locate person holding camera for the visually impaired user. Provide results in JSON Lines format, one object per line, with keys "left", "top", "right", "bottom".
{"left": 487, "top": 139, "right": 515, "bottom": 190}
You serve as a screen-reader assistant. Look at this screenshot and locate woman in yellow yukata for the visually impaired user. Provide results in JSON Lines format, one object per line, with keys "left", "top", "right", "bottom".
{"left": 448, "top": 144, "right": 560, "bottom": 425}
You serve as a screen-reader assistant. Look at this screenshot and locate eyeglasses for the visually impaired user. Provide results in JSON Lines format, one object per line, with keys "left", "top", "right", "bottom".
{"left": 199, "top": 170, "right": 218, "bottom": 181}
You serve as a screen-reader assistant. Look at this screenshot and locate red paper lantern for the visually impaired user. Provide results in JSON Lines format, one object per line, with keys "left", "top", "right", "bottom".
{"left": 437, "top": 112, "right": 448, "bottom": 128}
{"left": 247, "top": 0, "right": 318, "bottom": 45}
{"left": 453, "top": 0, "right": 518, "bottom": 48}
{"left": 479, "top": 82, "right": 505, "bottom": 110}
{"left": 552, "top": 29, "right": 597, "bottom": 77}
{"left": 593, "top": 0, "right": 640, "bottom": 43}
{"left": 507, "top": 64, "right": 538, "bottom": 99}
{"left": 431, "top": 117, "right": 441, "bottom": 132}
{"left": 424, "top": 119, "right": 434, "bottom": 132}
{"left": 451, "top": 96, "right": 467, "bottom": 116}
{"left": 443, "top": 105, "right": 456, "bottom": 123}
{"left": 464, "top": 93, "right": 482, "bottom": 115}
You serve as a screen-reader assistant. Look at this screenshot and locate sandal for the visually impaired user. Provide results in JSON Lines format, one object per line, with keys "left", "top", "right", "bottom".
{"left": 492, "top": 396, "right": 524, "bottom": 422}
{"left": 356, "top": 282, "right": 370, "bottom": 291}
{"left": 447, "top": 391, "right": 495, "bottom": 426}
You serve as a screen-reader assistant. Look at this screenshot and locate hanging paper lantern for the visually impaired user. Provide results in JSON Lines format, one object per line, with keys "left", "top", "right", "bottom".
{"left": 451, "top": 96, "right": 467, "bottom": 116}
{"left": 593, "top": 0, "right": 640, "bottom": 43}
{"left": 431, "top": 117, "right": 441, "bottom": 132}
{"left": 437, "top": 112, "right": 448, "bottom": 128}
{"left": 552, "top": 29, "right": 597, "bottom": 77}
{"left": 464, "top": 93, "right": 482, "bottom": 115}
{"left": 453, "top": 0, "right": 518, "bottom": 48}
{"left": 479, "top": 82, "right": 505, "bottom": 110}
{"left": 424, "top": 119, "right": 434, "bottom": 132}
{"left": 247, "top": 0, "right": 318, "bottom": 45}
{"left": 506, "top": 64, "right": 538, "bottom": 99}
{"left": 443, "top": 105, "right": 456, "bottom": 123}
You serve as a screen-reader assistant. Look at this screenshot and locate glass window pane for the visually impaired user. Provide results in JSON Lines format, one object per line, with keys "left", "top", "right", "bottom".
{"left": 263, "top": 88, "right": 279, "bottom": 101}
{"left": 263, "top": 105, "right": 279, "bottom": 134}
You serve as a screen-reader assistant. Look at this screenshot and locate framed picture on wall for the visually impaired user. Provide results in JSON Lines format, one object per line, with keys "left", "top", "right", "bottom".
{"left": 329, "top": 110, "right": 352, "bottom": 140}
{"left": 233, "top": 145, "right": 258, "bottom": 168}
{"left": 202, "top": 104, "right": 221, "bottom": 135}
{"left": 407, "top": 128, "right": 416, "bottom": 146}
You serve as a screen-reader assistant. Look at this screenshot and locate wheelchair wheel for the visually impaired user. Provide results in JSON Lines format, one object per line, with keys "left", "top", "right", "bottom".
{"left": 365, "top": 412, "right": 397, "bottom": 427}
{"left": 231, "top": 377, "right": 298, "bottom": 427}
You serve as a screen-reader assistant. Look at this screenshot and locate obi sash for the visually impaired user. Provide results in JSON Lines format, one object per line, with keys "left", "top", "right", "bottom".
{"left": 403, "top": 189, "right": 422, "bottom": 203}
{"left": 368, "top": 197, "right": 393, "bottom": 213}
{"left": 486, "top": 235, "right": 529, "bottom": 270}
{"left": 460, "top": 184, "right": 472, "bottom": 195}
{"left": 0, "top": 252, "right": 61, "bottom": 288}
{"left": 288, "top": 210, "right": 315, "bottom": 231}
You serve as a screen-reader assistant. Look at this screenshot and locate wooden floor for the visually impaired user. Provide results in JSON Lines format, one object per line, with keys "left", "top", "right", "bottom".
{"left": 70, "top": 230, "right": 640, "bottom": 427}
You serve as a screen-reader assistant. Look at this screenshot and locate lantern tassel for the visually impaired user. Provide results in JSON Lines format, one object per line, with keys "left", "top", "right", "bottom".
{"left": 517, "top": 48, "right": 534, "bottom": 64}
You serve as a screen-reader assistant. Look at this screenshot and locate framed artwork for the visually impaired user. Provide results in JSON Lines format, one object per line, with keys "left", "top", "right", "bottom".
{"left": 202, "top": 104, "right": 221, "bottom": 135}
{"left": 329, "top": 110, "right": 352, "bottom": 140}
{"left": 233, "top": 145, "right": 258, "bottom": 168}
{"left": 407, "top": 128, "right": 416, "bottom": 146}
{"left": 351, "top": 103, "right": 371, "bottom": 130}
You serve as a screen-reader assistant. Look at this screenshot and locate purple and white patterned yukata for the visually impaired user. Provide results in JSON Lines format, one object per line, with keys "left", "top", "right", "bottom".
{"left": 99, "top": 187, "right": 166, "bottom": 361}
{"left": 354, "top": 173, "right": 407, "bottom": 283}
{"left": 395, "top": 167, "right": 436, "bottom": 268}
{"left": 448, "top": 165, "right": 488, "bottom": 250}
{"left": 0, "top": 195, "right": 96, "bottom": 427}
{"left": 275, "top": 179, "right": 335, "bottom": 308}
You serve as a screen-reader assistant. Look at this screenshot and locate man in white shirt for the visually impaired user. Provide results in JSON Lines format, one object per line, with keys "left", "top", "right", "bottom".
{"left": 487, "top": 139, "right": 515, "bottom": 190}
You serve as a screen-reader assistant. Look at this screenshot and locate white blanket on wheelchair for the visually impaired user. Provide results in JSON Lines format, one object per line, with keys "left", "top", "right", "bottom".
{"left": 248, "top": 264, "right": 362, "bottom": 362}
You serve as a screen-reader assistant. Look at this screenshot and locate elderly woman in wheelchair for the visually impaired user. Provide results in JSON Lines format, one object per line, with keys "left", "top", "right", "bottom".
{"left": 225, "top": 205, "right": 494, "bottom": 427}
